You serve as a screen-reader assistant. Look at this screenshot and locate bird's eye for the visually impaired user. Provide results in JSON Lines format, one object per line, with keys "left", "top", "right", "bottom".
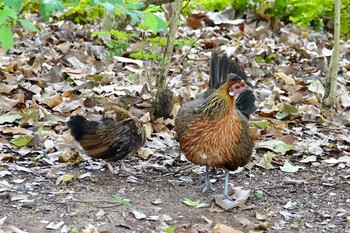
{"left": 234, "top": 84, "right": 241, "bottom": 89}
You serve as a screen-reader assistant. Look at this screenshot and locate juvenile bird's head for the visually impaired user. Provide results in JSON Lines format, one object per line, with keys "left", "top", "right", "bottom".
{"left": 199, "top": 74, "right": 251, "bottom": 119}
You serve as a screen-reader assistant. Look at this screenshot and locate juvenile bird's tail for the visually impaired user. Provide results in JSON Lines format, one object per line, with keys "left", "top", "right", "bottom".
{"left": 209, "top": 52, "right": 256, "bottom": 118}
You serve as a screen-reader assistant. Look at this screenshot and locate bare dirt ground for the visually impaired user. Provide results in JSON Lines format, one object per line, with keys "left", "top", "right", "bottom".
{"left": 1, "top": 153, "right": 350, "bottom": 233}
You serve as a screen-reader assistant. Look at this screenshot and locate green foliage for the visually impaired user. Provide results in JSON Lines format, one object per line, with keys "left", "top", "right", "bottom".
{"left": 39, "top": 0, "right": 65, "bottom": 21}
{"left": 193, "top": 0, "right": 232, "bottom": 11}
{"left": 92, "top": 29, "right": 135, "bottom": 57}
{"left": 188, "top": 0, "right": 350, "bottom": 38}
{"left": 106, "top": 40, "right": 128, "bottom": 57}
{"left": 0, "top": 0, "right": 66, "bottom": 52}
{"left": 164, "top": 226, "right": 176, "bottom": 233}
{"left": 113, "top": 195, "right": 130, "bottom": 206}
{"left": 92, "top": 0, "right": 167, "bottom": 34}
{"left": 60, "top": 0, "right": 103, "bottom": 24}
{"left": 11, "top": 135, "right": 34, "bottom": 147}
{"left": 130, "top": 51, "right": 163, "bottom": 61}
{"left": 182, "top": 197, "right": 208, "bottom": 208}
{"left": 0, "top": 3, "right": 40, "bottom": 52}
{"left": 255, "top": 190, "right": 264, "bottom": 198}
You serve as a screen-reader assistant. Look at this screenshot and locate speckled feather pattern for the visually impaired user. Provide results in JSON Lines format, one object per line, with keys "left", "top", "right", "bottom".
{"left": 175, "top": 96, "right": 253, "bottom": 170}
{"left": 174, "top": 52, "right": 255, "bottom": 171}
{"left": 67, "top": 115, "right": 145, "bottom": 162}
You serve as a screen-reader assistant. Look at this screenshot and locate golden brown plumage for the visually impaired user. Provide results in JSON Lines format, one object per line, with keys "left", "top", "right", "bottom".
{"left": 67, "top": 106, "right": 145, "bottom": 173}
{"left": 174, "top": 52, "right": 256, "bottom": 198}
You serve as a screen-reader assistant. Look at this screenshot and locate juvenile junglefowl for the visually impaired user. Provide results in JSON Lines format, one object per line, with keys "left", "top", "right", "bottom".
{"left": 67, "top": 106, "right": 146, "bottom": 174}
{"left": 175, "top": 52, "right": 256, "bottom": 199}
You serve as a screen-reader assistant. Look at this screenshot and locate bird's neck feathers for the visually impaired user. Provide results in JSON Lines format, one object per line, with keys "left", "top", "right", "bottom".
{"left": 198, "top": 83, "right": 235, "bottom": 120}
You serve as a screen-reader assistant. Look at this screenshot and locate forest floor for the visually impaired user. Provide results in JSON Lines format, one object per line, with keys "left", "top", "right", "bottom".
{"left": 1, "top": 5, "right": 350, "bottom": 233}
{"left": 1, "top": 155, "right": 350, "bottom": 233}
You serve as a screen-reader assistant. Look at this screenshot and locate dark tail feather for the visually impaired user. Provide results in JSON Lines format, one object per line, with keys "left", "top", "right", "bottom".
{"left": 209, "top": 52, "right": 248, "bottom": 89}
{"left": 67, "top": 115, "right": 88, "bottom": 141}
{"left": 209, "top": 52, "right": 256, "bottom": 117}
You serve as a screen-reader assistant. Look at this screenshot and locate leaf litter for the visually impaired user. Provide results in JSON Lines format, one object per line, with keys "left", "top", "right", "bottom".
{"left": 0, "top": 5, "right": 349, "bottom": 233}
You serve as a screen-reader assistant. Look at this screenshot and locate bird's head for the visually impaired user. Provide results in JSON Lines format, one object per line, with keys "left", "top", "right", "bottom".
{"left": 226, "top": 74, "right": 251, "bottom": 98}
{"left": 199, "top": 74, "right": 252, "bottom": 119}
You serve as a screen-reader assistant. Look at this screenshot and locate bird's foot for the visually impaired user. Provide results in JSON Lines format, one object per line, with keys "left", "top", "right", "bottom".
{"left": 201, "top": 181, "right": 215, "bottom": 193}
{"left": 106, "top": 162, "right": 117, "bottom": 175}
{"left": 219, "top": 193, "right": 233, "bottom": 201}
{"left": 118, "top": 161, "right": 137, "bottom": 176}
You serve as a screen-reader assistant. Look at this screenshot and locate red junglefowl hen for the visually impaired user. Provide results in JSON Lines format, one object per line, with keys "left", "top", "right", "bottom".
{"left": 175, "top": 52, "right": 256, "bottom": 199}
{"left": 67, "top": 106, "right": 146, "bottom": 174}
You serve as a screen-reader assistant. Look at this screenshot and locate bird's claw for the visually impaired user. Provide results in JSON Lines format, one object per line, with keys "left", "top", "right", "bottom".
{"left": 219, "top": 193, "right": 233, "bottom": 201}
{"left": 202, "top": 182, "right": 215, "bottom": 193}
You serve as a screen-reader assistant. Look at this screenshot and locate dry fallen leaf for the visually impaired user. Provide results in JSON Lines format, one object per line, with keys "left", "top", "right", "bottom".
{"left": 212, "top": 223, "right": 243, "bottom": 233}
{"left": 214, "top": 187, "right": 250, "bottom": 210}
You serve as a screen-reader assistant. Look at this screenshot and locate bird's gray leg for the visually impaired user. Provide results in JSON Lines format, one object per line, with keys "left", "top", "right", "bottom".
{"left": 221, "top": 170, "right": 231, "bottom": 199}
{"left": 202, "top": 166, "right": 215, "bottom": 193}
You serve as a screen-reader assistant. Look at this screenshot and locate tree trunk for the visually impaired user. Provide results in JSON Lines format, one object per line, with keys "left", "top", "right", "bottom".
{"left": 154, "top": 0, "right": 182, "bottom": 118}
{"left": 322, "top": 0, "right": 341, "bottom": 108}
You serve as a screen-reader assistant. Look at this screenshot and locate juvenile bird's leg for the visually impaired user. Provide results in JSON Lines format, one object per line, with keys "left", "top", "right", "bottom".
{"left": 106, "top": 161, "right": 135, "bottom": 175}
{"left": 106, "top": 162, "right": 116, "bottom": 175}
{"left": 222, "top": 170, "right": 231, "bottom": 199}
{"left": 119, "top": 160, "right": 136, "bottom": 175}
{"left": 202, "top": 166, "right": 215, "bottom": 193}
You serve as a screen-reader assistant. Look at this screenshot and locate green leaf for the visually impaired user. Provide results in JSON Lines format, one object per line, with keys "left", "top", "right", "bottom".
{"left": 280, "top": 160, "right": 303, "bottom": 173}
{"left": 56, "top": 174, "right": 75, "bottom": 185}
{"left": 276, "top": 103, "right": 300, "bottom": 120}
{"left": 251, "top": 120, "right": 271, "bottom": 130}
{"left": 0, "top": 114, "right": 22, "bottom": 124}
{"left": 182, "top": 197, "right": 207, "bottom": 208}
{"left": 113, "top": 195, "right": 130, "bottom": 206}
{"left": 91, "top": 0, "right": 115, "bottom": 12}
{"left": 1, "top": 0, "right": 23, "bottom": 11}
{"left": 22, "top": 110, "right": 39, "bottom": 122}
{"left": 255, "top": 140, "right": 293, "bottom": 155}
{"left": 127, "top": 9, "right": 142, "bottom": 25}
{"left": 39, "top": 0, "right": 65, "bottom": 21}
{"left": 10, "top": 135, "right": 34, "bottom": 147}
{"left": 255, "top": 56, "right": 265, "bottom": 63}
{"left": 255, "top": 190, "right": 264, "bottom": 198}
{"left": 0, "top": 25, "right": 15, "bottom": 52}
{"left": 141, "top": 12, "right": 167, "bottom": 34}
{"left": 125, "top": 2, "right": 144, "bottom": 10}
{"left": 128, "top": 74, "right": 136, "bottom": 81}
{"left": 18, "top": 19, "right": 40, "bottom": 33}
{"left": 165, "top": 226, "right": 176, "bottom": 233}
{"left": 107, "top": 0, "right": 123, "bottom": 5}
{"left": 0, "top": 6, "right": 18, "bottom": 24}
{"left": 266, "top": 54, "right": 276, "bottom": 63}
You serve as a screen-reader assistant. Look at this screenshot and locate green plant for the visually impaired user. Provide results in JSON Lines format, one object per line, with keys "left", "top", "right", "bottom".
{"left": 92, "top": 0, "right": 167, "bottom": 34}
{"left": 0, "top": 4, "right": 39, "bottom": 52}
{"left": 255, "top": 190, "right": 264, "bottom": 198}
{"left": 113, "top": 195, "right": 130, "bottom": 206}
{"left": 191, "top": 0, "right": 235, "bottom": 11}
{"left": 0, "top": 0, "right": 67, "bottom": 52}
{"left": 188, "top": 0, "right": 350, "bottom": 38}
{"left": 288, "top": 0, "right": 332, "bottom": 31}
{"left": 291, "top": 220, "right": 300, "bottom": 228}
{"left": 164, "top": 226, "right": 176, "bottom": 233}
{"left": 92, "top": 29, "right": 135, "bottom": 58}
{"left": 60, "top": 0, "right": 103, "bottom": 24}
{"left": 182, "top": 197, "right": 208, "bottom": 208}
